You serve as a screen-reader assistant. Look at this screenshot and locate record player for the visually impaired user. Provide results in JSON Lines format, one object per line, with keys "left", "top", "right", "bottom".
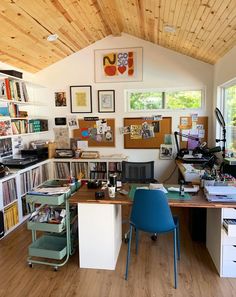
{"left": 2, "top": 156, "right": 38, "bottom": 168}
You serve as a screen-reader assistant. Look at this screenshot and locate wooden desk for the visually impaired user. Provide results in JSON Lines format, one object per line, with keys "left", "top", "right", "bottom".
{"left": 70, "top": 184, "right": 236, "bottom": 271}
{"left": 70, "top": 184, "right": 236, "bottom": 209}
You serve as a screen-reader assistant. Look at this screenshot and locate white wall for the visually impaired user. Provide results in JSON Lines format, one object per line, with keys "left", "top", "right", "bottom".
{"left": 33, "top": 34, "right": 214, "bottom": 181}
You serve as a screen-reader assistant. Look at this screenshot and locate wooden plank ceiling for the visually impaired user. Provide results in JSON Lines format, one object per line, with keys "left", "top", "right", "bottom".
{"left": 0, "top": 0, "right": 236, "bottom": 73}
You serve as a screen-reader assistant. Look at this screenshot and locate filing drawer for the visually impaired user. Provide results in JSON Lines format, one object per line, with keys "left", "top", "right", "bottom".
{"left": 223, "top": 208, "right": 236, "bottom": 219}
{"left": 221, "top": 229, "right": 236, "bottom": 245}
{"left": 222, "top": 260, "right": 236, "bottom": 277}
{"left": 222, "top": 245, "right": 236, "bottom": 261}
{"left": 223, "top": 219, "right": 236, "bottom": 237}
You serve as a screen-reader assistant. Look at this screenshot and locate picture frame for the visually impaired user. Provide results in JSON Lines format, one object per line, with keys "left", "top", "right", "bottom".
{"left": 94, "top": 47, "right": 143, "bottom": 83}
{"left": 98, "top": 90, "right": 115, "bottom": 113}
{"left": 159, "top": 144, "right": 174, "bottom": 160}
{"left": 70, "top": 85, "right": 92, "bottom": 113}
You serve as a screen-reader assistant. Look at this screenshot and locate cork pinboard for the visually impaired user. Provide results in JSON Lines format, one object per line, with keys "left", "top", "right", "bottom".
{"left": 73, "top": 118, "right": 115, "bottom": 147}
{"left": 179, "top": 116, "right": 208, "bottom": 148}
{"left": 124, "top": 117, "right": 172, "bottom": 149}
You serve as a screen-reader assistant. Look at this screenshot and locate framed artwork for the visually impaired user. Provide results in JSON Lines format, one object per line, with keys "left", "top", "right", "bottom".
{"left": 94, "top": 47, "right": 143, "bottom": 83}
{"left": 98, "top": 90, "right": 115, "bottom": 113}
{"left": 55, "top": 92, "right": 67, "bottom": 106}
{"left": 70, "top": 85, "right": 92, "bottom": 113}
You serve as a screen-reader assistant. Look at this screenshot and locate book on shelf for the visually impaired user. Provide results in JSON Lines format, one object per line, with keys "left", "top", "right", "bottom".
{"left": 0, "top": 118, "right": 12, "bottom": 136}
{"left": 0, "top": 78, "right": 29, "bottom": 102}
{"left": 4, "top": 202, "right": 19, "bottom": 231}
{"left": 0, "top": 79, "right": 7, "bottom": 98}
{"left": 0, "top": 102, "right": 10, "bottom": 116}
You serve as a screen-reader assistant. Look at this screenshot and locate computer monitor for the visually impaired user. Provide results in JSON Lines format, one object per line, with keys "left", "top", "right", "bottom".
{"left": 121, "top": 161, "right": 155, "bottom": 183}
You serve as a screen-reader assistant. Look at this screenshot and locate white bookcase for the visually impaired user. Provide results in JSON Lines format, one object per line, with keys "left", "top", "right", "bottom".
{"left": 53, "top": 157, "right": 127, "bottom": 181}
{"left": 0, "top": 160, "right": 52, "bottom": 239}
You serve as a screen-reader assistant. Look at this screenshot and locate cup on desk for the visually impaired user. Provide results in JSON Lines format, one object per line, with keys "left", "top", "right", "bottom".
{"left": 108, "top": 184, "right": 116, "bottom": 198}
{"left": 203, "top": 179, "right": 215, "bottom": 187}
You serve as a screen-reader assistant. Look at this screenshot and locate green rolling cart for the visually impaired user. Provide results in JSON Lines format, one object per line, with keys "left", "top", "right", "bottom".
{"left": 26, "top": 179, "right": 80, "bottom": 270}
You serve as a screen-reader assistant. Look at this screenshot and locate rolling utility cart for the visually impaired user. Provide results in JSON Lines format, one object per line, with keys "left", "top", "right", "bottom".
{"left": 26, "top": 179, "right": 80, "bottom": 271}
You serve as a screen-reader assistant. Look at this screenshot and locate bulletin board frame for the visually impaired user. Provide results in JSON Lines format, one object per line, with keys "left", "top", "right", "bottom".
{"left": 73, "top": 118, "right": 115, "bottom": 147}
{"left": 123, "top": 117, "right": 172, "bottom": 149}
{"left": 179, "top": 116, "right": 208, "bottom": 148}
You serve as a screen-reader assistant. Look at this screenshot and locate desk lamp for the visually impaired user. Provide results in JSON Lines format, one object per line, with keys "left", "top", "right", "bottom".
{"left": 215, "top": 107, "right": 226, "bottom": 158}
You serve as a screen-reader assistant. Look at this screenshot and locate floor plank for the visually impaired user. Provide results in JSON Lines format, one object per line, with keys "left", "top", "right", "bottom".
{"left": 0, "top": 209, "right": 236, "bottom": 297}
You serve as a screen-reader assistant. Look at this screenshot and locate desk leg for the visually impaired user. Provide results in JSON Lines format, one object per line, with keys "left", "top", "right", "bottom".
{"left": 78, "top": 203, "right": 122, "bottom": 270}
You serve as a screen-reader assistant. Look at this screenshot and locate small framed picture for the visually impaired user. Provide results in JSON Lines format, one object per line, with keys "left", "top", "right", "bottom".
{"left": 159, "top": 144, "right": 174, "bottom": 160}
{"left": 98, "top": 90, "right": 115, "bottom": 113}
{"left": 70, "top": 85, "right": 92, "bottom": 113}
{"left": 55, "top": 92, "right": 67, "bottom": 106}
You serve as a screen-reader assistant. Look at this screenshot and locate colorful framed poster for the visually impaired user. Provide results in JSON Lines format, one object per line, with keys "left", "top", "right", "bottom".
{"left": 98, "top": 90, "right": 115, "bottom": 113}
{"left": 94, "top": 47, "right": 143, "bottom": 83}
{"left": 70, "top": 85, "right": 92, "bottom": 113}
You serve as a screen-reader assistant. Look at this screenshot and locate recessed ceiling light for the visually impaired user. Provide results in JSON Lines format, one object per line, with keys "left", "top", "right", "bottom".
{"left": 164, "top": 25, "right": 176, "bottom": 33}
{"left": 47, "top": 34, "right": 59, "bottom": 42}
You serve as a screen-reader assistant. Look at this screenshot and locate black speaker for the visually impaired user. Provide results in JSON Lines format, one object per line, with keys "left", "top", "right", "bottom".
{"left": 0, "top": 211, "right": 5, "bottom": 238}
{"left": 55, "top": 117, "right": 67, "bottom": 125}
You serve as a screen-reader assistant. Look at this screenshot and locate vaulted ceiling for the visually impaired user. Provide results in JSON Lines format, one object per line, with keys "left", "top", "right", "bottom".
{"left": 0, "top": 0, "right": 236, "bottom": 73}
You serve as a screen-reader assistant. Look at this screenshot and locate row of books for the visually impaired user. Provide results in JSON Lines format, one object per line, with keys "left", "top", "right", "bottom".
{"left": 11, "top": 119, "right": 28, "bottom": 134}
{"left": 20, "top": 171, "right": 31, "bottom": 196}
{"left": 32, "top": 167, "right": 41, "bottom": 188}
{"left": 55, "top": 162, "right": 71, "bottom": 179}
{"left": 71, "top": 162, "right": 89, "bottom": 179}
{"left": 108, "top": 161, "right": 122, "bottom": 172}
{"left": 21, "top": 195, "right": 31, "bottom": 217}
{"left": 0, "top": 78, "right": 29, "bottom": 102}
{"left": 3, "top": 178, "right": 17, "bottom": 206}
{"left": 0, "top": 102, "right": 28, "bottom": 118}
{"left": 4, "top": 202, "right": 19, "bottom": 231}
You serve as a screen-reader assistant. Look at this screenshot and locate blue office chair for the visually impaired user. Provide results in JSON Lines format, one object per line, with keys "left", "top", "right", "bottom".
{"left": 125, "top": 189, "right": 180, "bottom": 289}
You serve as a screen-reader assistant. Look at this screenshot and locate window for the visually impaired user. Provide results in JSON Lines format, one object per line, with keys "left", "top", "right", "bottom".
{"left": 126, "top": 89, "right": 203, "bottom": 111}
{"left": 222, "top": 83, "right": 236, "bottom": 151}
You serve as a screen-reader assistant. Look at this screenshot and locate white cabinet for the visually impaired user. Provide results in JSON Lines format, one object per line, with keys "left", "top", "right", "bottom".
{"left": 0, "top": 160, "right": 52, "bottom": 239}
{"left": 78, "top": 203, "right": 122, "bottom": 270}
{"left": 207, "top": 207, "right": 236, "bottom": 277}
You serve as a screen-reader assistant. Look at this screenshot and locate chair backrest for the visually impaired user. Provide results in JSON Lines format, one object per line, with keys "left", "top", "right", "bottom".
{"left": 130, "top": 189, "right": 175, "bottom": 233}
{"left": 121, "top": 161, "right": 155, "bottom": 183}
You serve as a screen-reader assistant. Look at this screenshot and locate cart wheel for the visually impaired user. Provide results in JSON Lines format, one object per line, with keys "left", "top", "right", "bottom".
{"left": 54, "top": 266, "right": 58, "bottom": 271}
{"left": 28, "top": 263, "right": 33, "bottom": 268}
{"left": 151, "top": 234, "right": 158, "bottom": 241}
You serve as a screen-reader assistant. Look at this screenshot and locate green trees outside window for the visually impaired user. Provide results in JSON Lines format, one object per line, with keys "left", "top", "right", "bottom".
{"left": 128, "top": 89, "right": 202, "bottom": 111}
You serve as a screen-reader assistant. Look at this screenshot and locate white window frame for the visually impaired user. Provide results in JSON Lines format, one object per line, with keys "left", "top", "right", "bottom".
{"left": 219, "top": 78, "right": 236, "bottom": 152}
{"left": 125, "top": 87, "right": 205, "bottom": 112}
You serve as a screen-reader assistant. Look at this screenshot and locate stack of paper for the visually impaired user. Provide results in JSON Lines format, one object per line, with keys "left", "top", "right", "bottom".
{"left": 205, "top": 186, "right": 236, "bottom": 202}
{"left": 28, "top": 186, "right": 70, "bottom": 196}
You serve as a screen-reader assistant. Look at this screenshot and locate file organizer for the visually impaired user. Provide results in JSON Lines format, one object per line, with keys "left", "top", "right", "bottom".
{"left": 26, "top": 179, "right": 80, "bottom": 270}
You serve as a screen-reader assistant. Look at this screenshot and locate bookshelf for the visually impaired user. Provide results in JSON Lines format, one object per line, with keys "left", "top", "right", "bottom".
{"left": 0, "top": 73, "right": 49, "bottom": 138}
{"left": 0, "top": 159, "right": 52, "bottom": 239}
{"left": 53, "top": 157, "right": 127, "bottom": 181}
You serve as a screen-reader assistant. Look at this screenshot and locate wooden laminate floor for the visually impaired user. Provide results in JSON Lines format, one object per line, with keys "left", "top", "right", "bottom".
{"left": 0, "top": 209, "right": 236, "bottom": 297}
